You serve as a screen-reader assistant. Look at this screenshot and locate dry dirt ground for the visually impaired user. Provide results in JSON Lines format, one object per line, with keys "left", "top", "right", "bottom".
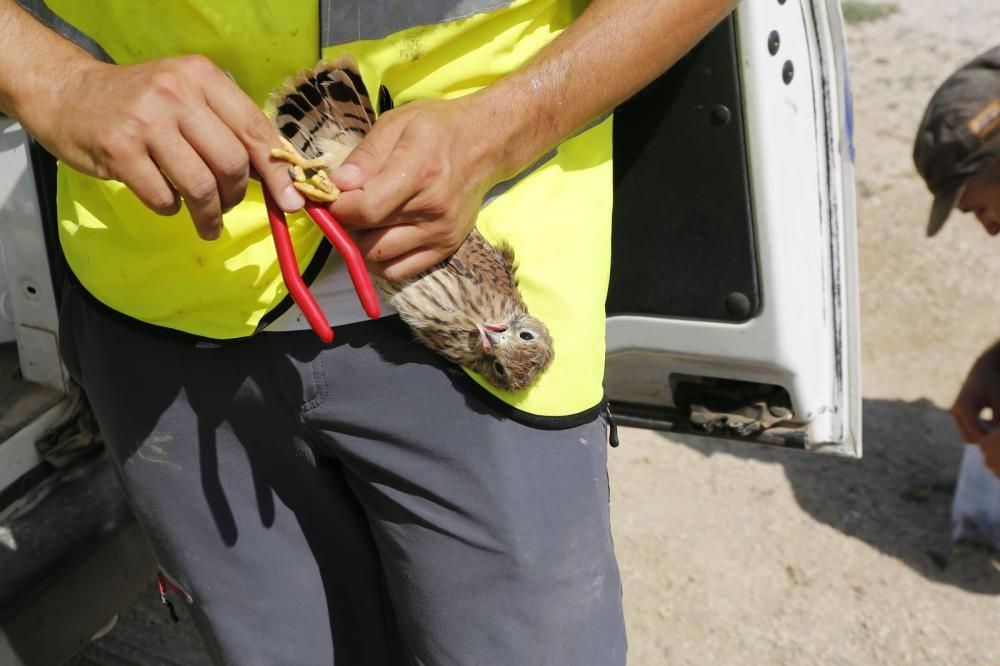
{"left": 71, "top": 2, "right": 1000, "bottom": 664}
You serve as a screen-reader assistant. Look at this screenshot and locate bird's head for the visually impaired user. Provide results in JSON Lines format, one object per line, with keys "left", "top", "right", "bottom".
{"left": 473, "top": 315, "right": 554, "bottom": 391}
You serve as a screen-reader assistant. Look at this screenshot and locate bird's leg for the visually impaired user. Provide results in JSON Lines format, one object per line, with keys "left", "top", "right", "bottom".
{"left": 272, "top": 137, "right": 329, "bottom": 171}
{"left": 270, "top": 138, "right": 340, "bottom": 203}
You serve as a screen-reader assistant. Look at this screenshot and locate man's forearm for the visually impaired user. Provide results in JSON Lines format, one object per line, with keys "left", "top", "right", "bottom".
{"left": 0, "top": 0, "right": 304, "bottom": 230}
{"left": 0, "top": 0, "right": 96, "bottom": 122}
{"left": 474, "top": 0, "right": 740, "bottom": 180}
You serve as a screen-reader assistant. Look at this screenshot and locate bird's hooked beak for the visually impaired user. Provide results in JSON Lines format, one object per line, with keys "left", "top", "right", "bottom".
{"left": 476, "top": 324, "right": 508, "bottom": 355}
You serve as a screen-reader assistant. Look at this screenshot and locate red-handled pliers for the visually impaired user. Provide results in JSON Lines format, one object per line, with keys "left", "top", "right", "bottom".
{"left": 263, "top": 188, "right": 381, "bottom": 343}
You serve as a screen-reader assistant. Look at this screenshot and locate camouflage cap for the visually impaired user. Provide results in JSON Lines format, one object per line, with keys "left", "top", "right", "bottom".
{"left": 913, "top": 46, "right": 1000, "bottom": 237}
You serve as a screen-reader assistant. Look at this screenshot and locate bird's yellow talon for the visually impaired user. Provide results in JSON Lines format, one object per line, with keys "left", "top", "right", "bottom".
{"left": 272, "top": 141, "right": 338, "bottom": 202}
{"left": 292, "top": 181, "right": 339, "bottom": 203}
{"left": 312, "top": 171, "right": 335, "bottom": 193}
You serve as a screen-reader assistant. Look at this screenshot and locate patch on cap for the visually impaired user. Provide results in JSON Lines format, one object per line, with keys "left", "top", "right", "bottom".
{"left": 967, "top": 99, "right": 1000, "bottom": 138}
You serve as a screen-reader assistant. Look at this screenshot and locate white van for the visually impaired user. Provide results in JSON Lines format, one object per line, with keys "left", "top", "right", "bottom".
{"left": 0, "top": 1, "right": 859, "bottom": 662}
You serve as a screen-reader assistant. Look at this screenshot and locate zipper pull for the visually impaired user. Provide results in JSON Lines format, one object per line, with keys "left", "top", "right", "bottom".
{"left": 604, "top": 401, "right": 620, "bottom": 448}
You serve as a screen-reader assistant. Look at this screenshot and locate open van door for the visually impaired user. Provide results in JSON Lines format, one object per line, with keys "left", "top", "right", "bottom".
{"left": 0, "top": 122, "right": 153, "bottom": 665}
{"left": 607, "top": 0, "right": 860, "bottom": 456}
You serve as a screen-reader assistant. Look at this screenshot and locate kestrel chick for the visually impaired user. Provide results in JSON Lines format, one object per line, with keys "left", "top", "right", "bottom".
{"left": 266, "top": 57, "right": 555, "bottom": 391}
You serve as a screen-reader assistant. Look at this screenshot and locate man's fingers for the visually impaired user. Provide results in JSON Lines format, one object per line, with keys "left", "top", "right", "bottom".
{"left": 378, "top": 247, "right": 451, "bottom": 283}
{"left": 978, "top": 430, "right": 1000, "bottom": 477}
{"left": 202, "top": 70, "right": 304, "bottom": 212}
{"left": 253, "top": 138, "right": 306, "bottom": 213}
{"left": 983, "top": 452, "right": 1000, "bottom": 479}
{"left": 331, "top": 137, "right": 439, "bottom": 228}
{"left": 116, "top": 157, "right": 181, "bottom": 217}
{"left": 354, "top": 225, "right": 431, "bottom": 263}
{"left": 330, "top": 111, "right": 406, "bottom": 191}
{"left": 952, "top": 408, "right": 983, "bottom": 442}
{"left": 989, "top": 383, "right": 1000, "bottom": 423}
{"left": 951, "top": 402, "right": 988, "bottom": 443}
{"left": 179, "top": 110, "right": 249, "bottom": 213}
{"left": 151, "top": 137, "right": 224, "bottom": 240}
{"left": 331, "top": 168, "right": 419, "bottom": 228}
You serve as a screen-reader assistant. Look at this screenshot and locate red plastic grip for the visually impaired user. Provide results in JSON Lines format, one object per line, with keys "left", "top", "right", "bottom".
{"left": 304, "top": 201, "right": 381, "bottom": 320}
{"left": 263, "top": 189, "right": 334, "bottom": 343}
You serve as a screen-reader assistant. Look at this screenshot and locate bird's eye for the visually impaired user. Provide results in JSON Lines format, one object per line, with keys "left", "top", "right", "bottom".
{"left": 519, "top": 331, "right": 535, "bottom": 341}
{"left": 493, "top": 361, "right": 506, "bottom": 376}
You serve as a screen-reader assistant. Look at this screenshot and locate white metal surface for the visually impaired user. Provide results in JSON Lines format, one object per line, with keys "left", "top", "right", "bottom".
{"left": 0, "top": 401, "right": 65, "bottom": 492}
{"left": 605, "top": 0, "right": 861, "bottom": 455}
{"left": 0, "top": 274, "right": 15, "bottom": 345}
{"left": 0, "top": 120, "right": 66, "bottom": 394}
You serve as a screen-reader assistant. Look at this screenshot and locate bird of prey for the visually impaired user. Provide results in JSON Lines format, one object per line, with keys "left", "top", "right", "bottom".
{"left": 266, "top": 57, "right": 554, "bottom": 391}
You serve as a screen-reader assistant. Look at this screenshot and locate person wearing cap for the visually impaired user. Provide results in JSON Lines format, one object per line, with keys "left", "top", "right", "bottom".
{"left": 914, "top": 45, "right": 1000, "bottom": 475}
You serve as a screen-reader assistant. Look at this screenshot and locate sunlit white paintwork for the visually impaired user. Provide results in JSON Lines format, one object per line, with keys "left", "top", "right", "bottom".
{"left": 0, "top": 119, "right": 66, "bottom": 394}
{"left": 606, "top": 0, "right": 861, "bottom": 456}
{"left": 0, "top": 119, "right": 68, "bottom": 491}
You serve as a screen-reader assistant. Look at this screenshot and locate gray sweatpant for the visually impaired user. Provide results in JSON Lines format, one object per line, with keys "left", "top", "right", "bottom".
{"left": 59, "top": 281, "right": 626, "bottom": 666}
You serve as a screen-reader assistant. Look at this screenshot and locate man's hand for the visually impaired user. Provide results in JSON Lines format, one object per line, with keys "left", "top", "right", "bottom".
{"left": 0, "top": 1, "right": 302, "bottom": 239}
{"left": 329, "top": 97, "right": 499, "bottom": 281}
{"left": 976, "top": 429, "right": 1000, "bottom": 477}
{"left": 951, "top": 340, "right": 1000, "bottom": 442}
{"left": 20, "top": 56, "right": 305, "bottom": 240}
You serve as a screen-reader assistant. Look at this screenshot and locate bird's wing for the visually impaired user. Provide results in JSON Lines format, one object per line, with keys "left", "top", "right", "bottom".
{"left": 265, "top": 56, "right": 376, "bottom": 167}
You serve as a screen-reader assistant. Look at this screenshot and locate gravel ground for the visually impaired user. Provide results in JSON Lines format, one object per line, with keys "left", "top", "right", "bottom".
{"left": 71, "top": 2, "right": 1000, "bottom": 664}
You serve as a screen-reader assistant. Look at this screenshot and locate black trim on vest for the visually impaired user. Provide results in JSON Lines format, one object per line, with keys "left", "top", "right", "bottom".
{"left": 377, "top": 85, "right": 395, "bottom": 115}
{"left": 438, "top": 356, "right": 607, "bottom": 430}
{"left": 15, "top": 0, "right": 115, "bottom": 63}
{"left": 467, "top": 386, "right": 606, "bottom": 430}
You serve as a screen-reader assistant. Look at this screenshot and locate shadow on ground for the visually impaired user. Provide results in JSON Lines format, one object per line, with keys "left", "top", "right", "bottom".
{"left": 661, "top": 397, "right": 1000, "bottom": 595}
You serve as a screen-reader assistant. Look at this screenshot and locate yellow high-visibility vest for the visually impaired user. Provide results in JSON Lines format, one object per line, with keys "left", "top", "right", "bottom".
{"left": 30, "top": 0, "right": 613, "bottom": 420}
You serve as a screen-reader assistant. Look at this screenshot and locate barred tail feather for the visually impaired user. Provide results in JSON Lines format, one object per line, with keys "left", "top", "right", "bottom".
{"left": 265, "top": 56, "right": 376, "bottom": 166}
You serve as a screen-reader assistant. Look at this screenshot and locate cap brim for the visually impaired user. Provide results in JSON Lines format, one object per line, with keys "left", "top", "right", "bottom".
{"left": 926, "top": 184, "right": 965, "bottom": 237}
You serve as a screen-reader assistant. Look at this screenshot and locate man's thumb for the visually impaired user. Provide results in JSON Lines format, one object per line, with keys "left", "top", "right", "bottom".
{"left": 330, "top": 118, "right": 403, "bottom": 191}
{"left": 331, "top": 163, "right": 364, "bottom": 191}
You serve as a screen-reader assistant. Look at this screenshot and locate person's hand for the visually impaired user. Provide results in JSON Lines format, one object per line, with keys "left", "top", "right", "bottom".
{"left": 328, "top": 96, "right": 505, "bottom": 282}
{"left": 951, "top": 340, "right": 1000, "bottom": 442}
{"left": 20, "top": 56, "right": 304, "bottom": 239}
{"left": 976, "top": 429, "right": 1000, "bottom": 477}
